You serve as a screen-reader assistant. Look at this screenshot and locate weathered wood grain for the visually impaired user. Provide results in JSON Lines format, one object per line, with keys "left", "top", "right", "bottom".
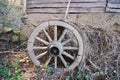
{"left": 27, "top": 0, "right": 106, "bottom": 3}
{"left": 106, "top": 7, "right": 120, "bottom": 13}
{"left": 27, "top": 3, "right": 106, "bottom": 9}
{"left": 27, "top": 8, "right": 104, "bottom": 14}
{"left": 107, "top": 3, "right": 120, "bottom": 8}
{"left": 108, "top": 0, "right": 120, "bottom": 3}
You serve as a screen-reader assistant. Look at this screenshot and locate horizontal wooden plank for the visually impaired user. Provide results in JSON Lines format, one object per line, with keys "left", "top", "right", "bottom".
{"left": 107, "top": 3, "right": 120, "bottom": 8}
{"left": 27, "top": 8, "right": 105, "bottom": 14}
{"left": 27, "top": 0, "right": 106, "bottom": 4}
{"left": 106, "top": 7, "right": 120, "bottom": 13}
{"left": 27, "top": 3, "right": 106, "bottom": 9}
{"left": 91, "top": 7, "right": 105, "bottom": 12}
{"left": 108, "top": 0, "right": 120, "bottom": 3}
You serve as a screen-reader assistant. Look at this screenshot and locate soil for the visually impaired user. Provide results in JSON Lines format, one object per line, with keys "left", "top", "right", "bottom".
{"left": 0, "top": 52, "right": 72, "bottom": 80}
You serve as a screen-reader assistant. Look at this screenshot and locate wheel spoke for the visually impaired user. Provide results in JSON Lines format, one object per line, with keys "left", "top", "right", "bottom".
{"left": 36, "top": 37, "right": 49, "bottom": 45}
{"left": 59, "top": 55, "right": 68, "bottom": 67}
{"left": 58, "top": 29, "right": 67, "bottom": 42}
{"left": 62, "top": 51, "right": 74, "bottom": 60}
{"left": 44, "top": 56, "right": 52, "bottom": 66}
{"left": 55, "top": 57, "right": 57, "bottom": 69}
{"left": 54, "top": 25, "right": 57, "bottom": 41}
{"left": 63, "top": 46, "right": 78, "bottom": 50}
{"left": 36, "top": 51, "right": 47, "bottom": 59}
{"left": 43, "top": 29, "right": 52, "bottom": 42}
{"left": 62, "top": 38, "right": 75, "bottom": 45}
{"left": 33, "top": 46, "right": 47, "bottom": 50}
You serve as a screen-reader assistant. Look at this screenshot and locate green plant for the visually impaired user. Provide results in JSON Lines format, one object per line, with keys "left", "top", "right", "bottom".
{"left": 77, "top": 72, "right": 81, "bottom": 79}
{"left": 44, "top": 66, "right": 54, "bottom": 74}
{"left": 85, "top": 74, "right": 90, "bottom": 80}
{"left": 0, "top": 60, "right": 25, "bottom": 80}
{"left": 66, "top": 75, "right": 72, "bottom": 80}
{"left": 12, "top": 59, "right": 19, "bottom": 68}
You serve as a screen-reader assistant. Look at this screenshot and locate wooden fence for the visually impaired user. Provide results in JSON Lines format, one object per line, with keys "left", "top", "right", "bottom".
{"left": 26, "top": 0, "right": 120, "bottom": 14}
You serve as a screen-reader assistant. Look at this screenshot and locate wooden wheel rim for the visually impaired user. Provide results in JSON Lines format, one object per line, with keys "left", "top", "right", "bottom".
{"left": 27, "top": 20, "right": 83, "bottom": 71}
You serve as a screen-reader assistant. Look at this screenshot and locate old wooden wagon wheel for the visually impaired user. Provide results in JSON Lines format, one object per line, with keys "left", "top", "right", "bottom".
{"left": 27, "top": 20, "right": 83, "bottom": 71}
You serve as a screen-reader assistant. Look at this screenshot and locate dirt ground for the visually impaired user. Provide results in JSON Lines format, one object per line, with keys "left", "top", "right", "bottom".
{"left": 0, "top": 52, "right": 74, "bottom": 80}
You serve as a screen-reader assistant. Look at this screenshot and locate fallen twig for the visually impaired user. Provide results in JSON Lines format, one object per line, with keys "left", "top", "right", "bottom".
{"left": 0, "top": 49, "right": 27, "bottom": 54}
{"left": 87, "top": 59, "right": 103, "bottom": 74}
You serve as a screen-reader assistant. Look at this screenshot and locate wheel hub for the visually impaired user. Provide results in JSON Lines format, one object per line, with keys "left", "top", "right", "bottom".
{"left": 49, "top": 46, "right": 60, "bottom": 56}
{"left": 49, "top": 41, "right": 63, "bottom": 57}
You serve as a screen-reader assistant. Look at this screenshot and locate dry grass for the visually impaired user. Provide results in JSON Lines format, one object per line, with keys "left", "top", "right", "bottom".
{"left": 78, "top": 25, "right": 120, "bottom": 80}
